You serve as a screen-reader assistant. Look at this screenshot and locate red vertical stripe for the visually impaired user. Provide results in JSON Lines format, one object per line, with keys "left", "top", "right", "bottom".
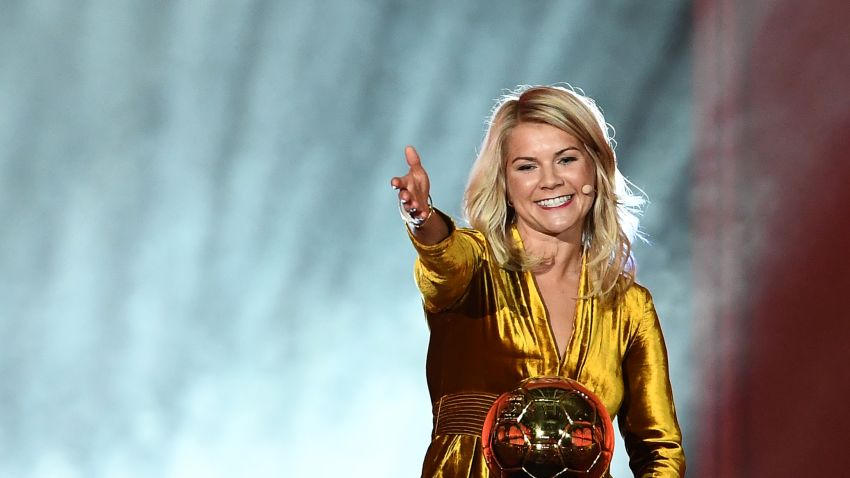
{"left": 694, "top": 1, "right": 850, "bottom": 476}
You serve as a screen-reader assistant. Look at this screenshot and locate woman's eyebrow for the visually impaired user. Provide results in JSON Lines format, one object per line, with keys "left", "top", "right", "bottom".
{"left": 553, "top": 146, "right": 580, "bottom": 156}
{"left": 512, "top": 146, "right": 581, "bottom": 163}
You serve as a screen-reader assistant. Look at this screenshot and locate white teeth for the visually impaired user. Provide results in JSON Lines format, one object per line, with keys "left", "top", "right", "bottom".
{"left": 536, "top": 195, "right": 573, "bottom": 207}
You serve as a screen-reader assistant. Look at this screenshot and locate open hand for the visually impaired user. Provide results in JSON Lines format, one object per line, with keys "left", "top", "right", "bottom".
{"left": 390, "top": 146, "right": 431, "bottom": 222}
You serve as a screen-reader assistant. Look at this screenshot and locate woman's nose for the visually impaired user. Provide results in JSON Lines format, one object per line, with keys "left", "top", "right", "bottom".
{"left": 540, "top": 165, "right": 564, "bottom": 189}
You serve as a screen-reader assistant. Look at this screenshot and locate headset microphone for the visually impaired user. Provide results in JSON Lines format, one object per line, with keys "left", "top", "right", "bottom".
{"left": 581, "top": 184, "right": 594, "bottom": 195}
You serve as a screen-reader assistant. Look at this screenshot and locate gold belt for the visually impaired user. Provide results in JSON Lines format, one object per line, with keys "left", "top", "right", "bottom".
{"left": 432, "top": 391, "right": 500, "bottom": 437}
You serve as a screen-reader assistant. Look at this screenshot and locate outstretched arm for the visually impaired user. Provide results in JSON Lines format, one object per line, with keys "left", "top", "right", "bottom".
{"left": 391, "top": 145, "right": 484, "bottom": 312}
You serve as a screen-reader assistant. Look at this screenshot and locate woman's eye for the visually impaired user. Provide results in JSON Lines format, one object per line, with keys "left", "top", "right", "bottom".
{"left": 517, "top": 164, "right": 535, "bottom": 171}
{"left": 558, "top": 156, "right": 578, "bottom": 164}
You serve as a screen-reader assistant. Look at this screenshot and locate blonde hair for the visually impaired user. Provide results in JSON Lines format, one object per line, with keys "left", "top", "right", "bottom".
{"left": 463, "top": 85, "right": 645, "bottom": 304}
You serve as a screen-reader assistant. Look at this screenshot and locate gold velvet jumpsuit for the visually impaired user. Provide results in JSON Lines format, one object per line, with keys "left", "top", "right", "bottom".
{"left": 409, "top": 218, "right": 685, "bottom": 477}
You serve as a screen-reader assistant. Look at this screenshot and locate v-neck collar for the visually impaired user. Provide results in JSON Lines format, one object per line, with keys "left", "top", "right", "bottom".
{"left": 511, "top": 225, "right": 591, "bottom": 378}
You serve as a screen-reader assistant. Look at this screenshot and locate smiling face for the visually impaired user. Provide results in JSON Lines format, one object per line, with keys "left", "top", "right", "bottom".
{"left": 505, "top": 121, "right": 596, "bottom": 243}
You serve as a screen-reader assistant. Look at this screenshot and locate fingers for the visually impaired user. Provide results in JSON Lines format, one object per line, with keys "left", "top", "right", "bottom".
{"left": 397, "top": 188, "right": 424, "bottom": 211}
{"left": 390, "top": 145, "right": 431, "bottom": 216}
{"left": 390, "top": 175, "right": 417, "bottom": 201}
{"left": 390, "top": 146, "right": 422, "bottom": 190}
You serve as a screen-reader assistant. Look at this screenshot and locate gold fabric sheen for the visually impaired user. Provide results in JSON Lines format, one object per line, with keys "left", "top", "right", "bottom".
{"left": 409, "top": 214, "right": 685, "bottom": 477}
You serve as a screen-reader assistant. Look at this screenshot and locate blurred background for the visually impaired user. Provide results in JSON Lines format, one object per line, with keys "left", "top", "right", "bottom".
{"left": 1, "top": 1, "right": 846, "bottom": 477}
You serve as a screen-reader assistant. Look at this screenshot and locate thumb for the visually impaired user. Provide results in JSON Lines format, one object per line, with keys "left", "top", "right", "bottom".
{"left": 405, "top": 145, "right": 422, "bottom": 169}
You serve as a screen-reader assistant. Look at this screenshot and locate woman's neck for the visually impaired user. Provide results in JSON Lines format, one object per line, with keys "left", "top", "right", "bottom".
{"left": 517, "top": 224, "right": 584, "bottom": 279}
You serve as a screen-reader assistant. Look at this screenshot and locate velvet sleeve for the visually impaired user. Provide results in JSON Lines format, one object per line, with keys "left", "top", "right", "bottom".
{"left": 617, "top": 290, "right": 686, "bottom": 477}
{"left": 407, "top": 210, "right": 486, "bottom": 313}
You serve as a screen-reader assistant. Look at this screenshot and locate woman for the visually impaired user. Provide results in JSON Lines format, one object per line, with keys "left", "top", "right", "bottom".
{"left": 390, "top": 85, "right": 685, "bottom": 477}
